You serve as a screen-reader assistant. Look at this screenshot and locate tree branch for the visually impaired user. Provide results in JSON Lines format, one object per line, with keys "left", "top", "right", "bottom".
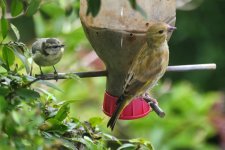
{"left": 34, "top": 63, "right": 216, "bottom": 80}
{"left": 35, "top": 70, "right": 108, "bottom": 80}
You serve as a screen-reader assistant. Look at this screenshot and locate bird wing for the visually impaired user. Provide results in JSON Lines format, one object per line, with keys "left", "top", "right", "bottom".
{"left": 123, "top": 46, "right": 151, "bottom": 96}
{"left": 123, "top": 44, "right": 166, "bottom": 97}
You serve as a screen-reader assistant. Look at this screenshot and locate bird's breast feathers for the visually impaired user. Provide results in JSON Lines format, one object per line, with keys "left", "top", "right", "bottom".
{"left": 123, "top": 42, "right": 169, "bottom": 96}
{"left": 134, "top": 43, "right": 168, "bottom": 80}
{"left": 33, "top": 50, "right": 63, "bottom": 66}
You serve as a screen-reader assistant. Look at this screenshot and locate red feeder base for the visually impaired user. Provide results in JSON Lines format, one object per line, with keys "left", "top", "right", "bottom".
{"left": 103, "top": 92, "right": 151, "bottom": 120}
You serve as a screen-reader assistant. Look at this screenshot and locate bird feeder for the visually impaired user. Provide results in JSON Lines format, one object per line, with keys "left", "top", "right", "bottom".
{"left": 79, "top": 0, "right": 176, "bottom": 119}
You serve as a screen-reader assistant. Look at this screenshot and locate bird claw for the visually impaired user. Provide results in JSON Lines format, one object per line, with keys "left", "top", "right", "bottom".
{"left": 39, "top": 66, "right": 44, "bottom": 76}
{"left": 53, "top": 66, "right": 58, "bottom": 81}
{"left": 54, "top": 72, "right": 58, "bottom": 81}
{"left": 143, "top": 93, "right": 165, "bottom": 118}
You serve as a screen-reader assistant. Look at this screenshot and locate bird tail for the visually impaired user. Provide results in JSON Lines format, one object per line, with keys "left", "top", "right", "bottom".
{"left": 107, "top": 95, "right": 127, "bottom": 131}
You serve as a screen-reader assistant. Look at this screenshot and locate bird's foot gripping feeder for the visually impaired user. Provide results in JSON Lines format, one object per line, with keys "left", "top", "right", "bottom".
{"left": 80, "top": 0, "right": 176, "bottom": 120}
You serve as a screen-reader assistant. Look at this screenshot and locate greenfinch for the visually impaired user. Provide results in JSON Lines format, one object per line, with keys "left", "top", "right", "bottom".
{"left": 107, "top": 22, "right": 176, "bottom": 130}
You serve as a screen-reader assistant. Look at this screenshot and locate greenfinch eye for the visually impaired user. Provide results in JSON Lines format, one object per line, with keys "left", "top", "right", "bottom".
{"left": 158, "top": 30, "right": 164, "bottom": 34}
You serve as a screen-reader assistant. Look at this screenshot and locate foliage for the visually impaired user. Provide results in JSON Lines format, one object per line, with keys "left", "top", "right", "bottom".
{"left": 169, "top": 0, "right": 225, "bottom": 91}
{"left": 127, "top": 82, "right": 219, "bottom": 150}
{"left": 86, "top": 0, "right": 101, "bottom": 17}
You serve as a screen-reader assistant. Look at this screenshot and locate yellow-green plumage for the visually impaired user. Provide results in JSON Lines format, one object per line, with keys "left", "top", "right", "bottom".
{"left": 107, "top": 22, "right": 175, "bottom": 130}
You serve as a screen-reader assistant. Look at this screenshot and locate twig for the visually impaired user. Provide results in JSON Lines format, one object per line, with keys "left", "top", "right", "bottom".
{"left": 23, "top": 78, "right": 41, "bottom": 87}
{"left": 35, "top": 70, "right": 108, "bottom": 80}
{"left": 148, "top": 101, "right": 165, "bottom": 117}
{"left": 143, "top": 94, "right": 165, "bottom": 118}
{"left": 34, "top": 63, "right": 216, "bottom": 80}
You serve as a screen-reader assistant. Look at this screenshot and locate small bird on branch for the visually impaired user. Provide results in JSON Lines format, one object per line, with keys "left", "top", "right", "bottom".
{"left": 107, "top": 22, "right": 176, "bottom": 130}
{"left": 31, "top": 38, "right": 64, "bottom": 77}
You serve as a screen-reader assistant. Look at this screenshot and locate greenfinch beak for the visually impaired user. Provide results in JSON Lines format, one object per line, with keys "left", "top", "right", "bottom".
{"left": 168, "top": 25, "right": 177, "bottom": 32}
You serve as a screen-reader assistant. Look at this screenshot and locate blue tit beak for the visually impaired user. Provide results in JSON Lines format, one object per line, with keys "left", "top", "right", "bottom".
{"left": 168, "top": 25, "right": 177, "bottom": 32}
{"left": 60, "top": 44, "right": 65, "bottom": 48}
{"left": 55, "top": 44, "right": 64, "bottom": 48}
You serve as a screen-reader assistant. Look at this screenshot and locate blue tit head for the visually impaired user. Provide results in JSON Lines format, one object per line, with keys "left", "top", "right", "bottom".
{"left": 42, "top": 38, "right": 64, "bottom": 55}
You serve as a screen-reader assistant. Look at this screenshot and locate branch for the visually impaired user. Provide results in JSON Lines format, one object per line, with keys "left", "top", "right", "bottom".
{"left": 34, "top": 63, "right": 216, "bottom": 80}
{"left": 35, "top": 70, "right": 108, "bottom": 80}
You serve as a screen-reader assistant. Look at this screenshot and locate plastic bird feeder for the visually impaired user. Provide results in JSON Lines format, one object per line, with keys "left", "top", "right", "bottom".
{"left": 103, "top": 92, "right": 151, "bottom": 119}
{"left": 80, "top": 0, "right": 176, "bottom": 119}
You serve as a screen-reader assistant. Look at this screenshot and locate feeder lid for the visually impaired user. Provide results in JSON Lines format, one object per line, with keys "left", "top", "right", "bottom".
{"left": 103, "top": 92, "right": 151, "bottom": 120}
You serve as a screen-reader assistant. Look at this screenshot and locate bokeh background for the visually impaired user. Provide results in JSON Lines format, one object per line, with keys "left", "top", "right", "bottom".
{"left": 6, "top": 0, "right": 225, "bottom": 149}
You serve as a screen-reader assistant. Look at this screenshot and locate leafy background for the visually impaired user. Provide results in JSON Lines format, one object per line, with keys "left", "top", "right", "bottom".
{"left": 0, "top": 0, "right": 225, "bottom": 149}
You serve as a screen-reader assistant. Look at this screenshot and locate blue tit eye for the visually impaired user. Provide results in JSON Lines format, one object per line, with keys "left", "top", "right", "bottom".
{"left": 158, "top": 30, "right": 164, "bottom": 34}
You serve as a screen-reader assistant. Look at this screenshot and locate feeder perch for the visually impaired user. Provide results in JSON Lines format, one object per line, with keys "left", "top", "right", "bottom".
{"left": 80, "top": 0, "right": 176, "bottom": 119}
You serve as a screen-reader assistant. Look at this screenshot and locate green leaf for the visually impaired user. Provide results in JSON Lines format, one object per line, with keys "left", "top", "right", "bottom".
{"left": 71, "top": 137, "right": 98, "bottom": 150}
{"left": 0, "top": 77, "right": 11, "bottom": 86}
{"left": 0, "top": 87, "right": 10, "bottom": 96}
{"left": 89, "top": 117, "right": 103, "bottom": 127}
{"left": 38, "top": 80, "right": 63, "bottom": 92}
{"left": 40, "top": 118, "right": 68, "bottom": 134}
{"left": 10, "top": 24, "right": 20, "bottom": 41}
{"left": 15, "top": 88, "right": 40, "bottom": 101}
{"left": 40, "top": 3, "right": 64, "bottom": 18}
{"left": 57, "top": 100, "right": 81, "bottom": 106}
{"left": 102, "top": 133, "right": 122, "bottom": 145}
{"left": 59, "top": 138, "right": 77, "bottom": 150}
{"left": 11, "top": 47, "right": 31, "bottom": 74}
{"left": 1, "top": 17, "right": 8, "bottom": 39}
{"left": 83, "top": 136, "right": 99, "bottom": 150}
{"left": 54, "top": 104, "right": 70, "bottom": 122}
{"left": 35, "top": 87, "right": 57, "bottom": 101}
{"left": 129, "top": 138, "right": 154, "bottom": 150}
{"left": 10, "top": 0, "right": 24, "bottom": 17}
{"left": 0, "top": 0, "right": 6, "bottom": 16}
{"left": 128, "top": 0, "right": 147, "bottom": 18}
{"left": 0, "top": 96, "right": 7, "bottom": 112}
{"left": 12, "top": 110, "right": 21, "bottom": 124}
{"left": 129, "top": 0, "right": 137, "bottom": 9}
{"left": 41, "top": 131, "right": 53, "bottom": 138}
{"left": 118, "top": 143, "right": 136, "bottom": 150}
{"left": 2, "top": 46, "right": 15, "bottom": 68}
{"left": 86, "top": 0, "right": 101, "bottom": 17}
{"left": 71, "top": 117, "right": 81, "bottom": 124}
{"left": 136, "top": 5, "right": 147, "bottom": 18}
{"left": 0, "top": 61, "right": 8, "bottom": 72}
{"left": 3, "top": 115, "right": 17, "bottom": 136}
{"left": 73, "top": 0, "right": 80, "bottom": 17}
{"left": 26, "top": 0, "right": 41, "bottom": 16}
{"left": 65, "top": 5, "right": 73, "bottom": 16}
